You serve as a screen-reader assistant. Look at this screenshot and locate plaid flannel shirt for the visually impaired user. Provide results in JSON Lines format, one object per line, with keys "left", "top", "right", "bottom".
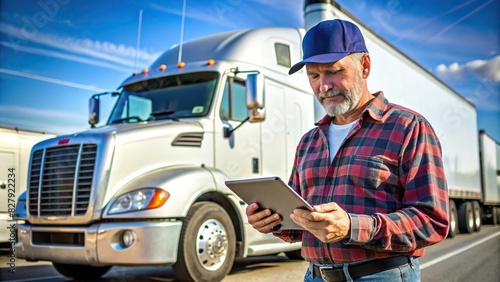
{"left": 275, "top": 91, "right": 449, "bottom": 264}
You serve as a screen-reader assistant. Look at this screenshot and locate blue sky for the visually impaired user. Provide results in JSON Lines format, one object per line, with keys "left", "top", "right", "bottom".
{"left": 1, "top": 0, "right": 499, "bottom": 142}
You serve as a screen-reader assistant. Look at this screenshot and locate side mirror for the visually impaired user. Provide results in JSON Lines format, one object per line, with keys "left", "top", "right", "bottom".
{"left": 89, "top": 96, "right": 100, "bottom": 127}
{"left": 246, "top": 73, "right": 265, "bottom": 122}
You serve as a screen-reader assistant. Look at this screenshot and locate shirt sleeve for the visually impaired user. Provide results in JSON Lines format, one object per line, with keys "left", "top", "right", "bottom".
{"left": 345, "top": 117, "right": 449, "bottom": 252}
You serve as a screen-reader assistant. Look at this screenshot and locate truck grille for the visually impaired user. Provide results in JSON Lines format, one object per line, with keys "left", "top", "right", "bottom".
{"left": 28, "top": 144, "right": 97, "bottom": 216}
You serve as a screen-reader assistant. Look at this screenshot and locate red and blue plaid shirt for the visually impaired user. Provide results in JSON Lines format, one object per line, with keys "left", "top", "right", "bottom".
{"left": 276, "top": 91, "right": 449, "bottom": 264}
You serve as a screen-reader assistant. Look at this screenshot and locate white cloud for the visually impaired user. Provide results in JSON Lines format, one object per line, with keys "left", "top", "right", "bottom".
{"left": 0, "top": 41, "right": 131, "bottom": 73}
{"left": 0, "top": 22, "right": 161, "bottom": 67}
{"left": 435, "top": 55, "right": 500, "bottom": 82}
{"left": 0, "top": 68, "right": 108, "bottom": 92}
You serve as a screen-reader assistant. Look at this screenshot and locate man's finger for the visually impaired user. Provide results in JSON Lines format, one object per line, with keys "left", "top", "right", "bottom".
{"left": 313, "top": 202, "right": 340, "bottom": 212}
{"left": 246, "top": 202, "right": 260, "bottom": 216}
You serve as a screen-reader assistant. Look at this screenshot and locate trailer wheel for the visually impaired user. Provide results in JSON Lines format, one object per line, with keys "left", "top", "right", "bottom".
{"left": 173, "top": 202, "right": 236, "bottom": 282}
{"left": 52, "top": 263, "right": 111, "bottom": 279}
{"left": 458, "top": 201, "right": 474, "bottom": 234}
{"left": 496, "top": 207, "right": 500, "bottom": 225}
{"left": 447, "top": 200, "right": 458, "bottom": 238}
{"left": 472, "top": 201, "right": 481, "bottom": 232}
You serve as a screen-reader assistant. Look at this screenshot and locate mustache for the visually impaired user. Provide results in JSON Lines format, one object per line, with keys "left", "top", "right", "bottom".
{"left": 319, "top": 89, "right": 346, "bottom": 99}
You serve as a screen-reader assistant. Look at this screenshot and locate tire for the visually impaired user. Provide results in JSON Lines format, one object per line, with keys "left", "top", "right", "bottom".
{"left": 484, "top": 206, "right": 497, "bottom": 225}
{"left": 173, "top": 202, "right": 236, "bottom": 282}
{"left": 447, "top": 200, "right": 458, "bottom": 238}
{"left": 458, "top": 201, "right": 474, "bottom": 234}
{"left": 52, "top": 262, "right": 111, "bottom": 279}
{"left": 496, "top": 207, "right": 500, "bottom": 225}
{"left": 472, "top": 201, "right": 481, "bottom": 232}
{"left": 285, "top": 249, "right": 303, "bottom": 260}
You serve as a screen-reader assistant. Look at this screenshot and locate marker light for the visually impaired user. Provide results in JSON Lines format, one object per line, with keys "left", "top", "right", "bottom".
{"left": 159, "top": 64, "right": 167, "bottom": 71}
{"left": 147, "top": 190, "right": 169, "bottom": 209}
{"left": 207, "top": 59, "right": 215, "bottom": 66}
{"left": 142, "top": 68, "right": 149, "bottom": 74}
{"left": 177, "top": 62, "right": 185, "bottom": 68}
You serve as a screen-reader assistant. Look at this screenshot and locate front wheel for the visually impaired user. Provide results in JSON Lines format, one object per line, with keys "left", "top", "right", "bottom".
{"left": 52, "top": 262, "right": 111, "bottom": 280}
{"left": 173, "top": 202, "right": 236, "bottom": 282}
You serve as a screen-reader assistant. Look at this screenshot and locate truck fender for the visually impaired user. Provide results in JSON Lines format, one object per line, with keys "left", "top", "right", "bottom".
{"left": 102, "top": 165, "right": 220, "bottom": 218}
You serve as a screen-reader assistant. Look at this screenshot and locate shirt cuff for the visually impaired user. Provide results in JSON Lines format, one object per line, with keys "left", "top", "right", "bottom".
{"left": 344, "top": 213, "right": 375, "bottom": 245}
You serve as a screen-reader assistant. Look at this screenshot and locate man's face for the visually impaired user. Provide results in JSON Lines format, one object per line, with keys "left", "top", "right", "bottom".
{"left": 306, "top": 55, "right": 363, "bottom": 117}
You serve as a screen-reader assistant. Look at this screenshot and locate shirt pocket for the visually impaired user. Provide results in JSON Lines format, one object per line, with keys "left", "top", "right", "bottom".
{"left": 347, "top": 155, "right": 401, "bottom": 195}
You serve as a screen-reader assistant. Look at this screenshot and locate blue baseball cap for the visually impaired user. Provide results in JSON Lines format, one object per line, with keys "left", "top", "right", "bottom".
{"left": 289, "top": 19, "right": 368, "bottom": 75}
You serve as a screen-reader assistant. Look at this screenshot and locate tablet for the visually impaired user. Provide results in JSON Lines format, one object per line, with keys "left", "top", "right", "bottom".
{"left": 225, "top": 176, "right": 313, "bottom": 230}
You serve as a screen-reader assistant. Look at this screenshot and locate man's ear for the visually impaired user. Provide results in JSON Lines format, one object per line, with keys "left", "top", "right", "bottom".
{"left": 361, "top": 53, "right": 371, "bottom": 78}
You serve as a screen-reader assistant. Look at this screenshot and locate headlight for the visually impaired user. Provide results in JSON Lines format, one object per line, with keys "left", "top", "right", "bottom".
{"left": 108, "top": 188, "right": 169, "bottom": 214}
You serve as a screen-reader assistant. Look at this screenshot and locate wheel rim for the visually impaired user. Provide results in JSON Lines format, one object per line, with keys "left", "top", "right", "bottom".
{"left": 450, "top": 210, "right": 456, "bottom": 233}
{"left": 196, "top": 219, "right": 228, "bottom": 271}
{"left": 467, "top": 208, "right": 474, "bottom": 229}
{"left": 474, "top": 207, "right": 481, "bottom": 227}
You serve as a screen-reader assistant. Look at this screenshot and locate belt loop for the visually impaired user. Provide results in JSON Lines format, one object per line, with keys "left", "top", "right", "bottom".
{"left": 408, "top": 257, "right": 416, "bottom": 269}
{"left": 342, "top": 264, "right": 353, "bottom": 282}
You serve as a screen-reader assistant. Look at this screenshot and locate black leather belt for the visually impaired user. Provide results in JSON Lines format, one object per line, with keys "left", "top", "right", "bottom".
{"left": 310, "top": 256, "right": 411, "bottom": 282}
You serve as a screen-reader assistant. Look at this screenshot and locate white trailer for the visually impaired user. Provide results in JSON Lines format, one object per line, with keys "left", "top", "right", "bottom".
{"left": 479, "top": 130, "right": 500, "bottom": 224}
{"left": 13, "top": 1, "right": 500, "bottom": 281}
{"left": 0, "top": 126, "right": 54, "bottom": 245}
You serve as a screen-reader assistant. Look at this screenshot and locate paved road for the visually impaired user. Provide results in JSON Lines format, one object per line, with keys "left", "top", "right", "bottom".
{"left": 1, "top": 225, "right": 499, "bottom": 281}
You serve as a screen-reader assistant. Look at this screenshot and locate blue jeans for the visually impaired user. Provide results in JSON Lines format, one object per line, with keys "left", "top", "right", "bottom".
{"left": 304, "top": 257, "right": 420, "bottom": 282}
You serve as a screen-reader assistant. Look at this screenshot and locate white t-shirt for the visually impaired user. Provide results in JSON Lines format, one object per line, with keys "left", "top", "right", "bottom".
{"left": 328, "top": 120, "right": 357, "bottom": 164}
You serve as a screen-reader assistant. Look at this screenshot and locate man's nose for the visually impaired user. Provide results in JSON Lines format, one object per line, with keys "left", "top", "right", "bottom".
{"left": 319, "top": 78, "right": 332, "bottom": 94}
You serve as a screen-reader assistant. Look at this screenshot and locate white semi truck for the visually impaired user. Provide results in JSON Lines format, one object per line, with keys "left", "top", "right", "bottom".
{"left": 14, "top": 1, "right": 500, "bottom": 281}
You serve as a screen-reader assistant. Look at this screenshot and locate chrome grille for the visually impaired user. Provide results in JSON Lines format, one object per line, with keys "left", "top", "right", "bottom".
{"left": 28, "top": 144, "right": 97, "bottom": 216}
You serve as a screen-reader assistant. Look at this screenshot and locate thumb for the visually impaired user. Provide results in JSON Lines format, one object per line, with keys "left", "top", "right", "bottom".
{"left": 313, "top": 202, "right": 339, "bottom": 212}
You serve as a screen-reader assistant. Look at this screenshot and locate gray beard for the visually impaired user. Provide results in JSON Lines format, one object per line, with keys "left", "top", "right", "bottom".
{"left": 319, "top": 71, "right": 362, "bottom": 116}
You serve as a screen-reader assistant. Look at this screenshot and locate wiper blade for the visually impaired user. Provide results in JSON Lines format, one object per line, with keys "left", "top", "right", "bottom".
{"left": 111, "top": 116, "right": 144, "bottom": 124}
{"left": 150, "top": 110, "right": 179, "bottom": 121}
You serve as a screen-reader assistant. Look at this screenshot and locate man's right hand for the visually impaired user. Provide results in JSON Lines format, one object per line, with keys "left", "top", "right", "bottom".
{"left": 246, "top": 203, "right": 282, "bottom": 233}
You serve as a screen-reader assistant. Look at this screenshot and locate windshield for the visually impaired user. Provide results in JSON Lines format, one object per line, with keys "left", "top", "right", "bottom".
{"left": 108, "top": 72, "right": 218, "bottom": 124}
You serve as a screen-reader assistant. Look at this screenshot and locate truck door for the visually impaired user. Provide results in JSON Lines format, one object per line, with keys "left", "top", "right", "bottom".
{"left": 215, "top": 76, "right": 262, "bottom": 179}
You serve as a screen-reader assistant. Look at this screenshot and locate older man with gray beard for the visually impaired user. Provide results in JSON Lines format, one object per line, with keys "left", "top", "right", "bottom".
{"left": 246, "top": 19, "right": 449, "bottom": 282}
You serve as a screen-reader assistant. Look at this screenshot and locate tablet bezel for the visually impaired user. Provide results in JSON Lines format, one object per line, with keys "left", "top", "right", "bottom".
{"left": 225, "top": 176, "right": 313, "bottom": 230}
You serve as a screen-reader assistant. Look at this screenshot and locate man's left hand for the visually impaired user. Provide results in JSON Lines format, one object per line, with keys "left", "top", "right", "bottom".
{"left": 290, "top": 202, "right": 351, "bottom": 243}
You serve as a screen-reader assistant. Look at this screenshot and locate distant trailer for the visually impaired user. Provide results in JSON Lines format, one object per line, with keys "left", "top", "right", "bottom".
{"left": 0, "top": 125, "right": 55, "bottom": 244}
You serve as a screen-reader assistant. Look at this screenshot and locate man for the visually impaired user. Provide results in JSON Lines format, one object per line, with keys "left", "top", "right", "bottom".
{"left": 246, "top": 19, "right": 449, "bottom": 281}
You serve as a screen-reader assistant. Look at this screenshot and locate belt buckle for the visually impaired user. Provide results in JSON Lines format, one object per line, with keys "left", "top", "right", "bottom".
{"left": 319, "top": 266, "right": 346, "bottom": 282}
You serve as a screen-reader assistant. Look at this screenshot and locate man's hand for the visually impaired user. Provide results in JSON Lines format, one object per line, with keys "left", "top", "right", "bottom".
{"left": 290, "top": 202, "right": 351, "bottom": 243}
{"left": 246, "top": 203, "right": 283, "bottom": 233}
